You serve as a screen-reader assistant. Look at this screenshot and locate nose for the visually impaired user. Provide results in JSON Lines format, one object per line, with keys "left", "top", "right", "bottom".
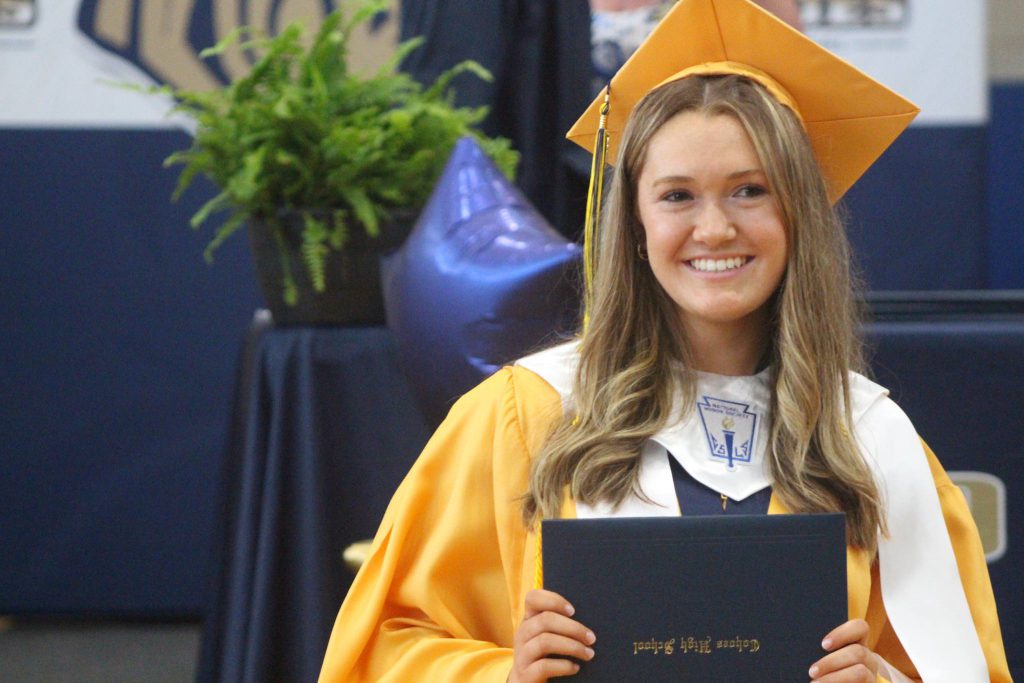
{"left": 692, "top": 201, "right": 736, "bottom": 247}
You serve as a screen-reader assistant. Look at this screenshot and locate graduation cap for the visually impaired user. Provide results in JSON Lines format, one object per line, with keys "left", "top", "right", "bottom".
{"left": 567, "top": 0, "right": 919, "bottom": 328}
{"left": 568, "top": 0, "right": 919, "bottom": 203}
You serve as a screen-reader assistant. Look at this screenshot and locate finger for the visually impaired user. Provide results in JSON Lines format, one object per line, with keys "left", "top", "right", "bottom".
{"left": 517, "top": 610, "right": 596, "bottom": 648}
{"left": 524, "top": 589, "right": 576, "bottom": 620}
{"left": 810, "top": 644, "right": 877, "bottom": 680}
{"left": 808, "top": 662, "right": 876, "bottom": 683}
{"left": 520, "top": 656, "right": 581, "bottom": 682}
{"left": 519, "top": 632, "right": 596, "bottom": 665}
{"left": 513, "top": 630, "right": 595, "bottom": 683}
{"left": 821, "top": 619, "right": 870, "bottom": 651}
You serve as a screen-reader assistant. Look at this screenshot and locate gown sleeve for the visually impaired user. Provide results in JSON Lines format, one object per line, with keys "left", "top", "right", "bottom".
{"left": 869, "top": 440, "right": 1013, "bottom": 682}
{"left": 318, "top": 366, "right": 563, "bottom": 682}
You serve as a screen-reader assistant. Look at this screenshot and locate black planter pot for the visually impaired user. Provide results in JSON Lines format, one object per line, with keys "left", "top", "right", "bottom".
{"left": 248, "top": 210, "right": 414, "bottom": 326}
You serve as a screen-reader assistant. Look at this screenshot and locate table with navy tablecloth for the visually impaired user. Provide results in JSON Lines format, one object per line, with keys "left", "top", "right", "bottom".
{"left": 196, "top": 314, "right": 431, "bottom": 683}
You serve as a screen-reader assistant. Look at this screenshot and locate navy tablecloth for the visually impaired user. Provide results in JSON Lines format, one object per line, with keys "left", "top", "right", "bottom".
{"left": 196, "top": 316, "right": 431, "bottom": 683}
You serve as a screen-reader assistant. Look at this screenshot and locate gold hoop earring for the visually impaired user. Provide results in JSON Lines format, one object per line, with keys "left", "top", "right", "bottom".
{"left": 637, "top": 244, "right": 649, "bottom": 261}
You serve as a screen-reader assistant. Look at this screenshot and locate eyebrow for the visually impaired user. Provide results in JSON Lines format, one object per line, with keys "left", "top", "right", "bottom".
{"left": 650, "top": 169, "right": 765, "bottom": 186}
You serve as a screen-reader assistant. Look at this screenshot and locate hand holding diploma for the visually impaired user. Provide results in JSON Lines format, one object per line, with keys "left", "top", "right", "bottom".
{"left": 510, "top": 589, "right": 596, "bottom": 683}
{"left": 810, "top": 619, "right": 883, "bottom": 682}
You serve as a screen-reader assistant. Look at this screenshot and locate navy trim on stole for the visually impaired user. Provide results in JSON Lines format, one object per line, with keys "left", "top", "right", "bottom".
{"left": 668, "top": 452, "right": 771, "bottom": 515}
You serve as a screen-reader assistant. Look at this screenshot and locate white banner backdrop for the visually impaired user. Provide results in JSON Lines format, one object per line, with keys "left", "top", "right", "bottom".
{"left": 0, "top": 0, "right": 400, "bottom": 128}
{"left": 800, "top": 0, "right": 987, "bottom": 125}
{"left": 0, "top": 0, "right": 986, "bottom": 128}
{"left": 0, "top": 1, "right": 171, "bottom": 127}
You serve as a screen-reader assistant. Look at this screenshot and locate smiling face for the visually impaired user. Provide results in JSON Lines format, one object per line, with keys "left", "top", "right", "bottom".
{"left": 636, "top": 111, "right": 788, "bottom": 348}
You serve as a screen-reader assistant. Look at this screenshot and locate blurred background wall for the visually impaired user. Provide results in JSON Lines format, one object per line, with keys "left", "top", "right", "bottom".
{"left": 987, "top": 0, "right": 1024, "bottom": 288}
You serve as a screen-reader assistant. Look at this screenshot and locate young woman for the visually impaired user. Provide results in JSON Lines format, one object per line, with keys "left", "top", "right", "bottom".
{"left": 319, "top": 1, "right": 1010, "bottom": 681}
{"left": 509, "top": 72, "right": 1009, "bottom": 683}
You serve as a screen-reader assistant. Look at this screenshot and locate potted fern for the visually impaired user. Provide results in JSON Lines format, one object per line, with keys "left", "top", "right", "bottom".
{"left": 162, "top": 2, "right": 518, "bottom": 324}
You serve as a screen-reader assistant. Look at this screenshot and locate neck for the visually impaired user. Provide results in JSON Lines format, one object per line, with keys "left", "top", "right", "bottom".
{"left": 682, "top": 315, "right": 770, "bottom": 376}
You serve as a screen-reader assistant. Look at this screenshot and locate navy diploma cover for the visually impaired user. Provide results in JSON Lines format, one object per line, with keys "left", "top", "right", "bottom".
{"left": 542, "top": 514, "right": 847, "bottom": 681}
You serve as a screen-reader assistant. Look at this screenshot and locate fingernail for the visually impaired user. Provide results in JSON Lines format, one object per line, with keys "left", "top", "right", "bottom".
{"left": 585, "top": 630, "right": 596, "bottom": 644}
{"left": 564, "top": 603, "right": 575, "bottom": 616}
{"left": 821, "top": 638, "right": 832, "bottom": 650}
{"left": 809, "top": 665, "right": 819, "bottom": 677}
{"left": 584, "top": 647, "right": 595, "bottom": 659}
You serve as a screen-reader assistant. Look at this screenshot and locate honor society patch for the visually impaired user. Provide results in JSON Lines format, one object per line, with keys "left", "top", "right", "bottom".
{"left": 696, "top": 396, "right": 759, "bottom": 469}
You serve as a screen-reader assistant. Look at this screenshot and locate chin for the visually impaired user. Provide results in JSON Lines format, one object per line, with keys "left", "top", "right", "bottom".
{"left": 678, "top": 303, "right": 770, "bottom": 331}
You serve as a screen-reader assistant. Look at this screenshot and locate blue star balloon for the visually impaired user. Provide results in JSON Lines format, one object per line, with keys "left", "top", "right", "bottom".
{"left": 383, "top": 137, "right": 582, "bottom": 427}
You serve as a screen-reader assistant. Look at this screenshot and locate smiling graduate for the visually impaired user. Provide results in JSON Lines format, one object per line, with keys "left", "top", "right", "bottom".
{"left": 319, "top": 1, "right": 1012, "bottom": 681}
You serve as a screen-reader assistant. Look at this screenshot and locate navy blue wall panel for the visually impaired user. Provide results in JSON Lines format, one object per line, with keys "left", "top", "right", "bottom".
{"left": 988, "top": 84, "right": 1024, "bottom": 289}
{"left": 842, "top": 126, "right": 988, "bottom": 290}
{"left": 0, "top": 130, "right": 260, "bottom": 615}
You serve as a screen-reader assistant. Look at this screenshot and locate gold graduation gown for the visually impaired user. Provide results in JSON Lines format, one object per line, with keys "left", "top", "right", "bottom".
{"left": 318, "top": 366, "right": 1011, "bottom": 682}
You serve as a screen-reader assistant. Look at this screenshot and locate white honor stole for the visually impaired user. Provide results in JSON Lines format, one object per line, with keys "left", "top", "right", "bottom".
{"left": 517, "top": 342, "right": 989, "bottom": 681}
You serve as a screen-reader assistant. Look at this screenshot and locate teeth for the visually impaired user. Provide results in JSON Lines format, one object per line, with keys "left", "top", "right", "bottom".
{"left": 690, "top": 257, "right": 748, "bottom": 272}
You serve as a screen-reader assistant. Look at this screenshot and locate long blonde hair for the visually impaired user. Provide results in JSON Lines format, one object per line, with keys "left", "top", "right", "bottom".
{"left": 522, "top": 75, "right": 885, "bottom": 551}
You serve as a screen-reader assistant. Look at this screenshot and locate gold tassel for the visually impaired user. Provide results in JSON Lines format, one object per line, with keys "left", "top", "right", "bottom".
{"left": 554, "top": 93, "right": 614, "bottom": 562}
{"left": 582, "top": 86, "right": 611, "bottom": 333}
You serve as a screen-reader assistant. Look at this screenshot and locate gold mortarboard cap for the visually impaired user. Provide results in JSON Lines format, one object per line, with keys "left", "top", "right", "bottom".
{"left": 566, "top": 0, "right": 920, "bottom": 203}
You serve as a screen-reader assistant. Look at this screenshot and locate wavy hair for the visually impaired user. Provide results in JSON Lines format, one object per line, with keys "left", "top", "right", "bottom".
{"left": 522, "top": 75, "right": 885, "bottom": 551}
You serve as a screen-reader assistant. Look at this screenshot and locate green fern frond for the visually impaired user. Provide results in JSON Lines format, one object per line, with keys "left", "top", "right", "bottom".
{"left": 423, "top": 60, "right": 493, "bottom": 100}
{"left": 202, "top": 212, "right": 247, "bottom": 264}
{"left": 271, "top": 228, "right": 299, "bottom": 306}
{"left": 301, "top": 213, "right": 330, "bottom": 292}
{"left": 191, "top": 192, "right": 231, "bottom": 230}
{"left": 376, "top": 36, "right": 425, "bottom": 77}
{"left": 198, "top": 26, "right": 252, "bottom": 59}
{"left": 341, "top": 186, "right": 379, "bottom": 238}
{"left": 328, "top": 210, "right": 349, "bottom": 250}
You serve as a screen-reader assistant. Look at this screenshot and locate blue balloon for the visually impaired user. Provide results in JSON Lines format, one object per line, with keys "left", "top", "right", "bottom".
{"left": 383, "top": 137, "right": 583, "bottom": 426}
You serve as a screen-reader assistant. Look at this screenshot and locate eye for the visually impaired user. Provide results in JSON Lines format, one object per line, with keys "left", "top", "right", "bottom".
{"left": 661, "top": 189, "right": 694, "bottom": 203}
{"left": 735, "top": 184, "right": 769, "bottom": 199}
